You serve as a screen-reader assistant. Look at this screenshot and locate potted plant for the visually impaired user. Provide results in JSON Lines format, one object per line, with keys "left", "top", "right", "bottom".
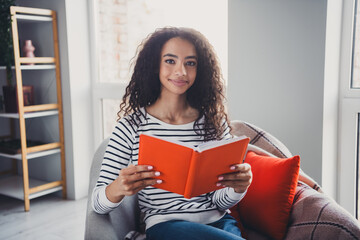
{"left": 0, "top": 0, "right": 15, "bottom": 84}
{"left": 0, "top": 0, "right": 15, "bottom": 112}
{"left": 1, "top": 1, "right": 34, "bottom": 113}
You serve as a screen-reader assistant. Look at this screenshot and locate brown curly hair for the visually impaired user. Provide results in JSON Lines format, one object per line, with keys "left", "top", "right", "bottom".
{"left": 118, "top": 27, "right": 230, "bottom": 141}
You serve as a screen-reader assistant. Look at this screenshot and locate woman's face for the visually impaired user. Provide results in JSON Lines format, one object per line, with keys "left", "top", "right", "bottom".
{"left": 158, "top": 37, "right": 197, "bottom": 97}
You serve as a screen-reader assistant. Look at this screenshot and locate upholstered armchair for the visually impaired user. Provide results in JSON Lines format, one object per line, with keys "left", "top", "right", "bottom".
{"left": 85, "top": 120, "right": 360, "bottom": 240}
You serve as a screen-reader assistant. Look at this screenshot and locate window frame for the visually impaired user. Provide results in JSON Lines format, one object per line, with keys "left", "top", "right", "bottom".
{"left": 88, "top": 0, "right": 128, "bottom": 148}
{"left": 338, "top": 0, "right": 360, "bottom": 217}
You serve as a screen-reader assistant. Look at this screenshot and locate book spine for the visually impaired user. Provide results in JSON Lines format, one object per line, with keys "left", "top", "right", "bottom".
{"left": 183, "top": 151, "right": 199, "bottom": 198}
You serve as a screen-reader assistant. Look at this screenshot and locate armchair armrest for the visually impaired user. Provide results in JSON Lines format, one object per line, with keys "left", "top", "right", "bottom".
{"left": 85, "top": 138, "right": 141, "bottom": 239}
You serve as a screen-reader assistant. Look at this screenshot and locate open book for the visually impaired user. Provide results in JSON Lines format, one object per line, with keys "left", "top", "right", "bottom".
{"left": 138, "top": 134, "right": 250, "bottom": 198}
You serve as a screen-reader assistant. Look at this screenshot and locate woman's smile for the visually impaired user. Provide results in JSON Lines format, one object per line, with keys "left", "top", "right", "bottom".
{"left": 169, "top": 78, "right": 189, "bottom": 87}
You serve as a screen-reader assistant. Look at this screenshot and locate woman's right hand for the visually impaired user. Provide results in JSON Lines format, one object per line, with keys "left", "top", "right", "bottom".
{"left": 105, "top": 164, "right": 161, "bottom": 203}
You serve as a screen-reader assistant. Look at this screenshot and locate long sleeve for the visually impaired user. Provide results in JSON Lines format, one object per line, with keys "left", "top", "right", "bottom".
{"left": 212, "top": 188, "right": 246, "bottom": 211}
{"left": 210, "top": 120, "right": 247, "bottom": 210}
{"left": 92, "top": 118, "right": 135, "bottom": 214}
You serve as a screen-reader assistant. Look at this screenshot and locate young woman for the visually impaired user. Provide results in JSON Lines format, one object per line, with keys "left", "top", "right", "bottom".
{"left": 92, "top": 27, "right": 252, "bottom": 240}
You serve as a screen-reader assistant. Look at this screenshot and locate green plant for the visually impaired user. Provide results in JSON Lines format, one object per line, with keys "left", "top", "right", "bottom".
{"left": 0, "top": 0, "right": 15, "bottom": 86}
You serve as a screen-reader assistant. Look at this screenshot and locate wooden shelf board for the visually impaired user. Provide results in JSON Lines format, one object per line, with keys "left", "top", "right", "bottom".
{"left": 0, "top": 148, "right": 61, "bottom": 160}
{"left": 0, "top": 175, "right": 62, "bottom": 200}
{"left": 0, "top": 110, "right": 58, "bottom": 119}
{"left": 11, "top": 6, "right": 53, "bottom": 17}
{"left": 20, "top": 57, "right": 55, "bottom": 64}
{"left": 27, "top": 142, "right": 61, "bottom": 154}
{"left": 16, "top": 14, "right": 52, "bottom": 22}
{"left": 24, "top": 104, "right": 58, "bottom": 113}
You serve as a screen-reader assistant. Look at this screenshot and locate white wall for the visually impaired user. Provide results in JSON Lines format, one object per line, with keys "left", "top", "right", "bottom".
{"left": 228, "top": 0, "right": 328, "bottom": 187}
{"left": 322, "top": 0, "right": 342, "bottom": 201}
{"left": 63, "top": 0, "right": 93, "bottom": 200}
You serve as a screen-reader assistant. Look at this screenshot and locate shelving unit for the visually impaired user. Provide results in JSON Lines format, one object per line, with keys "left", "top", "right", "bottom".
{"left": 0, "top": 6, "right": 66, "bottom": 211}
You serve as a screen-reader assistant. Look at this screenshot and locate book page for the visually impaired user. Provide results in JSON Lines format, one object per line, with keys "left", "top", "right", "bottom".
{"left": 196, "top": 135, "right": 248, "bottom": 152}
{"left": 140, "top": 133, "right": 195, "bottom": 149}
{"left": 186, "top": 136, "right": 250, "bottom": 197}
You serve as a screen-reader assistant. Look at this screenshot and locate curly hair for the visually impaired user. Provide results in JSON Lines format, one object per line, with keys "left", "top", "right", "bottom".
{"left": 118, "top": 27, "right": 230, "bottom": 141}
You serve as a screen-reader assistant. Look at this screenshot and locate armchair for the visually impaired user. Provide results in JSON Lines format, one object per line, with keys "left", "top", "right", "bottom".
{"left": 85, "top": 120, "right": 360, "bottom": 240}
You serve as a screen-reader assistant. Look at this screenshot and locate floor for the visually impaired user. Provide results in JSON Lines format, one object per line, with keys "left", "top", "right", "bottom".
{"left": 0, "top": 193, "right": 88, "bottom": 240}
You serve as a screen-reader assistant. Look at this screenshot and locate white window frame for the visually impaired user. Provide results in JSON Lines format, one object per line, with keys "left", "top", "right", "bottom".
{"left": 88, "top": 0, "right": 128, "bottom": 148}
{"left": 338, "top": 0, "right": 360, "bottom": 217}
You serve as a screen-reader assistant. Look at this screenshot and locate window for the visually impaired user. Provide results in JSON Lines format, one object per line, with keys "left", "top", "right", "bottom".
{"left": 357, "top": 114, "right": 360, "bottom": 218}
{"left": 338, "top": 0, "right": 360, "bottom": 218}
{"left": 352, "top": 0, "right": 360, "bottom": 88}
{"left": 351, "top": 0, "right": 360, "bottom": 218}
{"left": 90, "top": 0, "right": 228, "bottom": 142}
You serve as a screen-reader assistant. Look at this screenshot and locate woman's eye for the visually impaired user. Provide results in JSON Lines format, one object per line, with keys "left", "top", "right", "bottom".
{"left": 165, "top": 59, "right": 175, "bottom": 64}
{"left": 186, "top": 61, "right": 197, "bottom": 66}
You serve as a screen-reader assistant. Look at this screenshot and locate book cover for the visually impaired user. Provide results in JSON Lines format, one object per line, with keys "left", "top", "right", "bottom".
{"left": 138, "top": 134, "right": 250, "bottom": 198}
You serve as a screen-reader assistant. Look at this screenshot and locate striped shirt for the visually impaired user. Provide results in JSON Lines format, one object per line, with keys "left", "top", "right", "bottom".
{"left": 92, "top": 108, "right": 246, "bottom": 229}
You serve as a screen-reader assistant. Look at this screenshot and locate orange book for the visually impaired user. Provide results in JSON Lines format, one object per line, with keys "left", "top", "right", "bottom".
{"left": 138, "top": 134, "right": 250, "bottom": 198}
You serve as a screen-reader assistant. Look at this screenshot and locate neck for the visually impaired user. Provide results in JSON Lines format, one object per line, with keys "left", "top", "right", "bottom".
{"left": 146, "top": 92, "right": 198, "bottom": 125}
{"left": 161, "top": 90, "right": 188, "bottom": 108}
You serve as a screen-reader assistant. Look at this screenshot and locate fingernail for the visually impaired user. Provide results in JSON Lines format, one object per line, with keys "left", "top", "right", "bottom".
{"left": 218, "top": 176, "right": 224, "bottom": 181}
{"left": 216, "top": 183, "right": 221, "bottom": 187}
{"left": 147, "top": 166, "right": 153, "bottom": 170}
{"left": 230, "top": 166, "right": 236, "bottom": 170}
{"left": 156, "top": 180, "right": 162, "bottom": 184}
{"left": 155, "top": 171, "right": 160, "bottom": 176}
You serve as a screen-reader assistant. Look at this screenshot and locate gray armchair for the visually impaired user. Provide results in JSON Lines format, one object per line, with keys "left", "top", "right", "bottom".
{"left": 85, "top": 121, "right": 360, "bottom": 240}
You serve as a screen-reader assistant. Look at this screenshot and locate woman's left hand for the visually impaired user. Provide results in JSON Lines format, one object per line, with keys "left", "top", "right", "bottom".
{"left": 217, "top": 163, "right": 253, "bottom": 193}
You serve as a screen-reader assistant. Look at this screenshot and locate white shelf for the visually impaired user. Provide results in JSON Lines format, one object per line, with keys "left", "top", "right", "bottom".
{"left": 0, "top": 148, "right": 61, "bottom": 160}
{"left": 16, "top": 14, "right": 52, "bottom": 22}
{"left": 20, "top": 65, "right": 56, "bottom": 70}
{"left": 0, "top": 175, "right": 62, "bottom": 200}
{"left": 0, "top": 65, "right": 55, "bottom": 70}
{"left": 0, "top": 110, "right": 58, "bottom": 119}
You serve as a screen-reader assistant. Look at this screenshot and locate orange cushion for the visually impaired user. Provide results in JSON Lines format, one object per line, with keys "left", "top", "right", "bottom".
{"left": 230, "top": 151, "right": 300, "bottom": 240}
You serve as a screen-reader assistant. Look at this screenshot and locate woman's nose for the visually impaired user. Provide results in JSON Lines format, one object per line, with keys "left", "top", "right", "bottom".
{"left": 175, "top": 63, "right": 186, "bottom": 76}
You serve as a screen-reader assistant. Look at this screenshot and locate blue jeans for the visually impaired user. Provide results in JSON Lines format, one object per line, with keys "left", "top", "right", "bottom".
{"left": 146, "top": 213, "right": 245, "bottom": 240}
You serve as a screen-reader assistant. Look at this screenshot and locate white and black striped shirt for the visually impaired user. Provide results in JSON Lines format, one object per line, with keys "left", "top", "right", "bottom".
{"left": 92, "top": 108, "right": 246, "bottom": 229}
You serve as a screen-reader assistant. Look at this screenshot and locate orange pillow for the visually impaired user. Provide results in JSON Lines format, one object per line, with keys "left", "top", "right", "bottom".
{"left": 230, "top": 151, "right": 300, "bottom": 240}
